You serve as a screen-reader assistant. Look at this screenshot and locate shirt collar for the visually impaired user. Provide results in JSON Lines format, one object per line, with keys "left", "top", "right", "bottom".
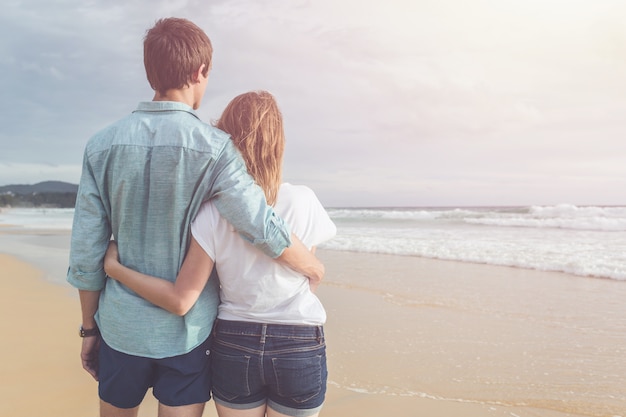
{"left": 134, "top": 101, "right": 200, "bottom": 120}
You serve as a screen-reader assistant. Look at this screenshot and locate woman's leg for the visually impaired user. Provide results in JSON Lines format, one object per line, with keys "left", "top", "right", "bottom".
{"left": 264, "top": 325, "right": 326, "bottom": 417}
{"left": 214, "top": 403, "right": 266, "bottom": 417}
{"left": 266, "top": 407, "right": 319, "bottom": 417}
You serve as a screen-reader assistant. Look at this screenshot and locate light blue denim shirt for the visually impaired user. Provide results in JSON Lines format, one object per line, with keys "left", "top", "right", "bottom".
{"left": 67, "top": 101, "right": 291, "bottom": 358}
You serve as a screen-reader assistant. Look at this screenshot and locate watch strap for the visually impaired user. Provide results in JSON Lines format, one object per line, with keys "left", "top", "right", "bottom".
{"left": 79, "top": 325, "right": 100, "bottom": 338}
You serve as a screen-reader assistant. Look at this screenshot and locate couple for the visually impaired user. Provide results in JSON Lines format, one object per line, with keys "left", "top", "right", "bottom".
{"left": 67, "top": 17, "right": 335, "bottom": 417}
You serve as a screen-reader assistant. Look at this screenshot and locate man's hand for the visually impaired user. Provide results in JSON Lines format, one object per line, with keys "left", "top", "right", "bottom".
{"left": 277, "top": 234, "right": 324, "bottom": 289}
{"left": 308, "top": 276, "right": 322, "bottom": 292}
{"left": 81, "top": 335, "right": 100, "bottom": 381}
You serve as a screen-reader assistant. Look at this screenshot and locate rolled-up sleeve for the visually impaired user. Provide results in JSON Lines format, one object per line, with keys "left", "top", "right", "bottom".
{"left": 67, "top": 151, "right": 111, "bottom": 290}
{"left": 209, "top": 140, "right": 291, "bottom": 258}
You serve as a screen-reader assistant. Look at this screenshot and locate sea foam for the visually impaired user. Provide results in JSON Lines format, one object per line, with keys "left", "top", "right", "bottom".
{"left": 323, "top": 205, "right": 626, "bottom": 281}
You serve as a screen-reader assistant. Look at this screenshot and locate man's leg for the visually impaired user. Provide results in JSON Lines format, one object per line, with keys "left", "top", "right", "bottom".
{"left": 158, "top": 402, "right": 205, "bottom": 417}
{"left": 100, "top": 400, "right": 140, "bottom": 417}
{"left": 153, "top": 338, "right": 212, "bottom": 417}
{"left": 98, "top": 340, "right": 152, "bottom": 416}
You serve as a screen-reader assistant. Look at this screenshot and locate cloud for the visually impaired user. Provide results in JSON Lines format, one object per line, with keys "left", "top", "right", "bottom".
{"left": 2, "top": 0, "right": 626, "bottom": 206}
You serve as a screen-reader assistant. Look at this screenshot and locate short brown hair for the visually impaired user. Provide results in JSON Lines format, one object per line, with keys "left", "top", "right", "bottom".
{"left": 143, "top": 18, "right": 213, "bottom": 95}
{"left": 217, "top": 91, "right": 285, "bottom": 206}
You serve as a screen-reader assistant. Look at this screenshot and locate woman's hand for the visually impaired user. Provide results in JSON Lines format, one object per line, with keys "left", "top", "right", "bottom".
{"left": 103, "top": 240, "right": 120, "bottom": 279}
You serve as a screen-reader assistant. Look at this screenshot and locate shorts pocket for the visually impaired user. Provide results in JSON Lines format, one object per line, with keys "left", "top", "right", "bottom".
{"left": 211, "top": 350, "right": 252, "bottom": 401}
{"left": 272, "top": 354, "right": 325, "bottom": 404}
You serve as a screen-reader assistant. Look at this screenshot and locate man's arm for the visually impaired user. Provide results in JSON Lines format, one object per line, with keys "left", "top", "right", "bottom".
{"left": 210, "top": 140, "right": 324, "bottom": 280}
{"left": 67, "top": 151, "right": 112, "bottom": 291}
{"left": 79, "top": 290, "right": 100, "bottom": 381}
{"left": 67, "top": 151, "right": 111, "bottom": 380}
{"left": 277, "top": 233, "right": 324, "bottom": 285}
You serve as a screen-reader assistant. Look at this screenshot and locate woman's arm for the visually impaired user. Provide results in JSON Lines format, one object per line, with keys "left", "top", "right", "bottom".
{"left": 104, "top": 238, "right": 214, "bottom": 316}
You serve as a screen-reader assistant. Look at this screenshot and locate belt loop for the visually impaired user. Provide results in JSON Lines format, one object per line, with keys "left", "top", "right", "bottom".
{"left": 317, "top": 326, "right": 324, "bottom": 343}
{"left": 260, "top": 324, "right": 267, "bottom": 344}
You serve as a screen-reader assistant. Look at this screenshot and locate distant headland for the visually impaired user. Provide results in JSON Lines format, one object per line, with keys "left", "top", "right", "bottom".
{"left": 0, "top": 181, "right": 78, "bottom": 208}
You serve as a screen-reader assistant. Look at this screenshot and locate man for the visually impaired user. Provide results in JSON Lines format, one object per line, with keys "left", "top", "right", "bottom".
{"left": 67, "top": 17, "right": 323, "bottom": 417}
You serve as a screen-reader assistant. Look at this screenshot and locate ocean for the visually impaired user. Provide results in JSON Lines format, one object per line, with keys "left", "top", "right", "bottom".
{"left": 326, "top": 204, "right": 626, "bottom": 281}
{"left": 1, "top": 204, "right": 625, "bottom": 282}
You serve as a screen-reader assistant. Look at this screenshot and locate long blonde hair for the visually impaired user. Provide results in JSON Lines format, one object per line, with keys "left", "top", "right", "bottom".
{"left": 217, "top": 91, "right": 285, "bottom": 206}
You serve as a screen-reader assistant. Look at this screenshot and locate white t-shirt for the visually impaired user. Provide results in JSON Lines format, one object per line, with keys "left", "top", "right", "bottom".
{"left": 191, "top": 183, "right": 337, "bottom": 325}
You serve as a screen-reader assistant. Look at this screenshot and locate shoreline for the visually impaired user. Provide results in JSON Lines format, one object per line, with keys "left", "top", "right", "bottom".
{"left": 2, "top": 229, "right": 626, "bottom": 416}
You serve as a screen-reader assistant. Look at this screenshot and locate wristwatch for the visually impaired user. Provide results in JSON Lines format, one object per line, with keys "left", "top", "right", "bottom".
{"left": 79, "top": 325, "right": 100, "bottom": 338}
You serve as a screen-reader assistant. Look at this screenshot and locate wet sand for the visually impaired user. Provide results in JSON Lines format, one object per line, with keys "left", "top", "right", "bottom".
{"left": 1, "top": 228, "right": 625, "bottom": 417}
{"left": 318, "top": 250, "right": 626, "bottom": 417}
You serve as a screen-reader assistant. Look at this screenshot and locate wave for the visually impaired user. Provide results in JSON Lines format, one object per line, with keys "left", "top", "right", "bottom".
{"left": 321, "top": 235, "right": 626, "bottom": 282}
{"left": 322, "top": 205, "right": 626, "bottom": 281}
{"left": 465, "top": 216, "right": 626, "bottom": 231}
{"left": 327, "top": 207, "right": 444, "bottom": 220}
{"left": 328, "top": 204, "right": 626, "bottom": 232}
{"left": 0, "top": 207, "right": 74, "bottom": 230}
{"left": 466, "top": 204, "right": 626, "bottom": 231}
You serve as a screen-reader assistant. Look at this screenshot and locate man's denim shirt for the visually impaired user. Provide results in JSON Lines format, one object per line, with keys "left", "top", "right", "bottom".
{"left": 67, "top": 101, "right": 291, "bottom": 358}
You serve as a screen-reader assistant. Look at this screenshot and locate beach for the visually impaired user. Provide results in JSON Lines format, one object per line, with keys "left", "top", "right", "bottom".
{"left": 1, "top": 226, "right": 625, "bottom": 416}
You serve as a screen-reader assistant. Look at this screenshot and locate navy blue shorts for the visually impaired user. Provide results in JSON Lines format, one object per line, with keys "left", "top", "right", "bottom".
{"left": 211, "top": 319, "right": 327, "bottom": 417}
{"left": 98, "top": 337, "right": 212, "bottom": 408}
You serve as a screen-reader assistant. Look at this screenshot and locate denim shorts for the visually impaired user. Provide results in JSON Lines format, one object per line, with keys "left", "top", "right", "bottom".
{"left": 98, "top": 337, "right": 212, "bottom": 408}
{"left": 211, "top": 319, "right": 327, "bottom": 417}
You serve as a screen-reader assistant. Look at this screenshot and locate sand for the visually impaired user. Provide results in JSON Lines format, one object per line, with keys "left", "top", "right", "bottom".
{"left": 1, "top": 228, "right": 625, "bottom": 417}
{"left": 0, "top": 253, "right": 99, "bottom": 416}
{"left": 0, "top": 252, "right": 203, "bottom": 417}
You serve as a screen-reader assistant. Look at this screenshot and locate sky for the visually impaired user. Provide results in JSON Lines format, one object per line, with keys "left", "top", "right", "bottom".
{"left": 1, "top": 0, "right": 626, "bottom": 207}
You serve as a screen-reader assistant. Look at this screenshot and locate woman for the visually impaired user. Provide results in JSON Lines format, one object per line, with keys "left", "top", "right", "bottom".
{"left": 104, "top": 90, "right": 336, "bottom": 417}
